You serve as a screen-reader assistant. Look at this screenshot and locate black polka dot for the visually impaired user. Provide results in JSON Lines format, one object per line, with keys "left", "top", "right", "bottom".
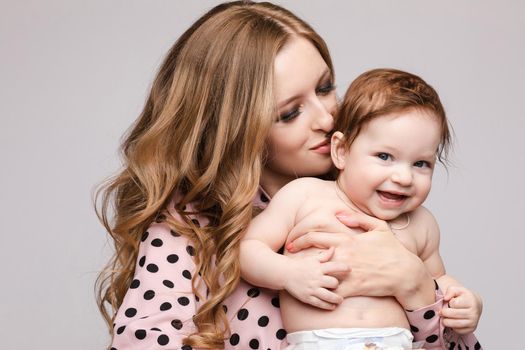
{"left": 130, "top": 279, "right": 140, "bottom": 289}
{"left": 160, "top": 302, "right": 172, "bottom": 311}
{"left": 110, "top": 348, "right": 117, "bottom": 350}
{"left": 146, "top": 263, "right": 159, "bottom": 273}
{"left": 449, "top": 342, "right": 456, "bottom": 350}
{"left": 151, "top": 238, "right": 163, "bottom": 247}
{"left": 237, "top": 308, "right": 249, "bottom": 320}
{"left": 178, "top": 297, "right": 190, "bottom": 306}
{"left": 222, "top": 305, "right": 228, "bottom": 313}
{"left": 186, "top": 245, "right": 195, "bottom": 256}
{"left": 170, "top": 229, "right": 180, "bottom": 237}
{"left": 138, "top": 256, "right": 146, "bottom": 267}
{"left": 426, "top": 334, "right": 438, "bottom": 343}
{"left": 258, "top": 316, "right": 269, "bottom": 327}
{"left": 191, "top": 219, "right": 200, "bottom": 227}
{"left": 181, "top": 345, "right": 192, "bottom": 350}
{"left": 167, "top": 254, "right": 179, "bottom": 263}
{"left": 116, "top": 325, "right": 126, "bottom": 334}
{"left": 249, "top": 338, "right": 260, "bottom": 349}
{"left": 171, "top": 319, "right": 183, "bottom": 330}
{"left": 163, "top": 280, "right": 174, "bottom": 288}
{"left": 143, "top": 290, "right": 155, "bottom": 300}
{"left": 135, "top": 329, "right": 146, "bottom": 340}
{"left": 271, "top": 297, "right": 280, "bottom": 308}
{"left": 182, "top": 270, "right": 192, "bottom": 279}
{"left": 410, "top": 324, "right": 419, "bottom": 333}
{"left": 124, "top": 308, "right": 137, "bottom": 318}
{"left": 157, "top": 334, "right": 169, "bottom": 346}
{"left": 229, "top": 333, "right": 240, "bottom": 346}
{"left": 475, "top": 342, "right": 481, "bottom": 350}
{"left": 423, "top": 310, "right": 436, "bottom": 319}
{"left": 458, "top": 345, "right": 463, "bottom": 350}
{"left": 260, "top": 193, "right": 269, "bottom": 203}
{"left": 276, "top": 329, "right": 286, "bottom": 340}
{"left": 247, "top": 288, "right": 261, "bottom": 298}
{"left": 141, "top": 231, "right": 149, "bottom": 242}
{"left": 150, "top": 327, "right": 161, "bottom": 331}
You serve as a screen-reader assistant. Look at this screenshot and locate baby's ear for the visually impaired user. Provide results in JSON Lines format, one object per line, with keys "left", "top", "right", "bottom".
{"left": 331, "top": 131, "right": 347, "bottom": 170}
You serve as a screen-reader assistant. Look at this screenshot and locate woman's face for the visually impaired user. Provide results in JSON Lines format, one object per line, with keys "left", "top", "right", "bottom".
{"left": 262, "top": 37, "right": 337, "bottom": 194}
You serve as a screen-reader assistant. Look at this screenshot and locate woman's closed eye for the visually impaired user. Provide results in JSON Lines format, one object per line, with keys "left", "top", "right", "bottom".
{"left": 316, "top": 82, "right": 336, "bottom": 96}
{"left": 278, "top": 105, "right": 303, "bottom": 123}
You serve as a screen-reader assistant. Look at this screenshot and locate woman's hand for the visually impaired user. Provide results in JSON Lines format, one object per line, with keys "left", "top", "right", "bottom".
{"left": 287, "top": 211, "right": 436, "bottom": 310}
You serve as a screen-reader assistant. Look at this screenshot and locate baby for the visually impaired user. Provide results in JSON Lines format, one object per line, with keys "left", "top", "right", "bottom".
{"left": 240, "top": 69, "right": 482, "bottom": 349}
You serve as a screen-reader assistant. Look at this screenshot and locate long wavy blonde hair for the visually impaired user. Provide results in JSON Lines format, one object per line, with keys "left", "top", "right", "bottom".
{"left": 95, "top": 1, "right": 333, "bottom": 348}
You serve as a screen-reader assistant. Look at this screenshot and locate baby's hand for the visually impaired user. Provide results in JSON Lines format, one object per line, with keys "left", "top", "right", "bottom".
{"left": 440, "top": 285, "right": 483, "bottom": 334}
{"left": 284, "top": 247, "right": 349, "bottom": 310}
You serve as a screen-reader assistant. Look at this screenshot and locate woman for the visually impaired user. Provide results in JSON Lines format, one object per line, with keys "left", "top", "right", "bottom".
{"left": 96, "top": 2, "right": 463, "bottom": 349}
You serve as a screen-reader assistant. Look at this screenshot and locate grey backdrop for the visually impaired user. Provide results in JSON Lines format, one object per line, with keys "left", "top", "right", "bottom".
{"left": 1, "top": 0, "right": 523, "bottom": 348}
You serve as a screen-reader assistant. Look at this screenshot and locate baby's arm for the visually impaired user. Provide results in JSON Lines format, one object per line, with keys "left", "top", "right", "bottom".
{"left": 415, "top": 207, "right": 483, "bottom": 335}
{"left": 240, "top": 179, "right": 348, "bottom": 309}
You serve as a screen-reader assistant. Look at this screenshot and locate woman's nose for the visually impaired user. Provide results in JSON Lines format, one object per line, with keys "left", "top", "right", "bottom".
{"left": 312, "top": 99, "right": 335, "bottom": 132}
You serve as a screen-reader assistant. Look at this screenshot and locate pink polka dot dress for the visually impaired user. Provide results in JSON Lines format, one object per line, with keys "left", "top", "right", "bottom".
{"left": 110, "top": 189, "right": 482, "bottom": 350}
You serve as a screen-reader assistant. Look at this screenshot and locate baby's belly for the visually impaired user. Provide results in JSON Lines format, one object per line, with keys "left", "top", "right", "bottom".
{"left": 280, "top": 291, "right": 410, "bottom": 333}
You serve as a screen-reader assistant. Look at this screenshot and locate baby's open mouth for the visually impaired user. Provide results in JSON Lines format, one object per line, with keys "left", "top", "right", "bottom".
{"left": 377, "top": 191, "right": 408, "bottom": 201}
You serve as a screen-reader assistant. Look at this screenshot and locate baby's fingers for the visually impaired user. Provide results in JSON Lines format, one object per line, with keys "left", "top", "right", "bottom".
{"left": 321, "top": 275, "right": 340, "bottom": 289}
{"left": 442, "top": 317, "right": 474, "bottom": 330}
{"left": 321, "top": 261, "right": 351, "bottom": 276}
{"left": 313, "top": 287, "right": 343, "bottom": 305}
{"left": 440, "top": 306, "right": 472, "bottom": 320}
{"left": 306, "top": 294, "right": 338, "bottom": 310}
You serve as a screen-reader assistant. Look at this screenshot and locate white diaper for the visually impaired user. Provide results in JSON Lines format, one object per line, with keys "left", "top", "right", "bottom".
{"left": 285, "top": 327, "right": 415, "bottom": 350}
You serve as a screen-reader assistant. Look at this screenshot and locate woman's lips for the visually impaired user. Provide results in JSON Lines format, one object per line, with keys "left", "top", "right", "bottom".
{"left": 310, "top": 139, "right": 331, "bottom": 154}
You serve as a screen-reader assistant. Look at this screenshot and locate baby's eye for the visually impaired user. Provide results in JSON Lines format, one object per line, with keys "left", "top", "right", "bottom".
{"left": 414, "top": 160, "right": 431, "bottom": 168}
{"left": 376, "top": 153, "right": 391, "bottom": 161}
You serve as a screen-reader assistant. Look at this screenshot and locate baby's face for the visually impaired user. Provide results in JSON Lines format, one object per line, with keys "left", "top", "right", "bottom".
{"left": 334, "top": 109, "right": 442, "bottom": 220}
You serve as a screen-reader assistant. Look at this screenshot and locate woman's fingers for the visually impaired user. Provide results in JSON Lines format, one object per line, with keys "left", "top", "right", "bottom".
{"left": 336, "top": 211, "right": 389, "bottom": 232}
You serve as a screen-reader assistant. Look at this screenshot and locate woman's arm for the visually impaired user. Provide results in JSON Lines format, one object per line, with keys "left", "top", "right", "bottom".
{"left": 111, "top": 222, "right": 202, "bottom": 349}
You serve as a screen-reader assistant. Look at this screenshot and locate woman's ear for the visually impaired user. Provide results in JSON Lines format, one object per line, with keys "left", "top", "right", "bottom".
{"left": 331, "top": 131, "right": 347, "bottom": 170}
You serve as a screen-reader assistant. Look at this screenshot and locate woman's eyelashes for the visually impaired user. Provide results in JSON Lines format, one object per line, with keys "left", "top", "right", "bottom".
{"left": 279, "top": 105, "right": 303, "bottom": 122}
{"left": 316, "top": 81, "right": 336, "bottom": 95}
{"left": 278, "top": 82, "right": 335, "bottom": 123}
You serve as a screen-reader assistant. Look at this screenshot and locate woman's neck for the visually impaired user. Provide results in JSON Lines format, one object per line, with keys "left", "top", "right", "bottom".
{"left": 260, "top": 168, "right": 297, "bottom": 198}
